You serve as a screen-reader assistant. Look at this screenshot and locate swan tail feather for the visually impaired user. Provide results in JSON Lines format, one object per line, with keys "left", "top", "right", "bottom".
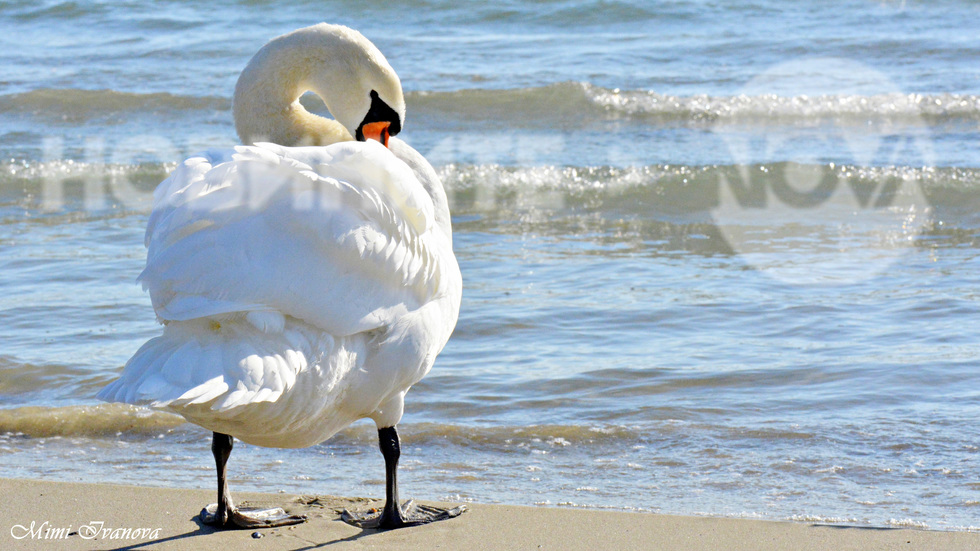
{"left": 97, "top": 316, "right": 321, "bottom": 414}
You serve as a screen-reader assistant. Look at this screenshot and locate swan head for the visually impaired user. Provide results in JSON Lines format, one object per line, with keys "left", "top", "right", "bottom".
{"left": 234, "top": 23, "right": 406, "bottom": 148}
{"left": 302, "top": 24, "right": 405, "bottom": 147}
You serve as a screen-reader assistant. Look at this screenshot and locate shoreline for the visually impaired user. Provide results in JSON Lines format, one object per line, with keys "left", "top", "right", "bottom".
{"left": 2, "top": 478, "right": 978, "bottom": 550}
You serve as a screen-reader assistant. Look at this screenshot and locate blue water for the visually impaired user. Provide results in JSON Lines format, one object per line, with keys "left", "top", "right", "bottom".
{"left": 2, "top": 0, "right": 980, "bottom": 531}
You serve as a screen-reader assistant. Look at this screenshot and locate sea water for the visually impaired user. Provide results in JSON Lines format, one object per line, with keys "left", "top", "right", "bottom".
{"left": 2, "top": 0, "right": 980, "bottom": 530}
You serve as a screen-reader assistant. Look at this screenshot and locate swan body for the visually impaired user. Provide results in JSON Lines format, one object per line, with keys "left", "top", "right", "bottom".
{"left": 98, "top": 23, "right": 463, "bottom": 529}
{"left": 99, "top": 139, "right": 459, "bottom": 447}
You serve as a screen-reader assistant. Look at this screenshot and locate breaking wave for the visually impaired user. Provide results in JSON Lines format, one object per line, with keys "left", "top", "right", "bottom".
{"left": 4, "top": 84, "right": 978, "bottom": 128}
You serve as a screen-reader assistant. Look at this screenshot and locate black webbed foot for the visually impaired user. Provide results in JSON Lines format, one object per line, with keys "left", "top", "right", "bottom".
{"left": 201, "top": 502, "right": 307, "bottom": 529}
{"left": 342, "top": 499, "right": 466, "bottom": 530}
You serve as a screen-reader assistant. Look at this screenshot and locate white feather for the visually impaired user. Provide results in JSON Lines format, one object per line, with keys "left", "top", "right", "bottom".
{"left": 97, "top": 139, "right": 461, "bottom": 447}
{"left": 97, "top": 23, "right": 461, "bottom": 450}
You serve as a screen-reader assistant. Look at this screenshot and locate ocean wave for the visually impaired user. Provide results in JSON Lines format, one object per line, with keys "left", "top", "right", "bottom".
{"left": 5, "top": 84, "right": 978, "bottom": 128}
{"left": 5, "top": 158, "right": 977, "bottom": 193}
{"left": 0, "top": 88, "right": 228, "bottom": 122}
{"left": 0, "top": 402, "right": 642, "bottom": 446}
{"left": 439, "top": 164, "right": 980, "bottom": 232}
{"left": 0, "top": 0, "right": 685, "bottom": 30}
{"left": 0, "top": 403, "right": 876, "bottom": 458}
{"left": 411, "top": 82, "right": 980, "bottom": 126}
{"left": 331, "top": 421, "right": 644, "bottom": 450}
{"left": 580, "top": 84, "right": 980, "bottom": 124}
{"left": 4, "top": 0, "right": 102, "bottom": 22}
{"left": 0, "top": 404, "right": 185, "bottom": 438}
{"left": 438, "top": 162, "right": 980, "bottom": 192}
{"left": 3, "top": 160, "right": 980, "bottom": 233}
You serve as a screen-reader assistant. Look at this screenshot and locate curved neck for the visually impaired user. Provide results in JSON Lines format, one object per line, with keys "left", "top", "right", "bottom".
{"left": 233, "top": 33, "right": 354, "bottom": 147}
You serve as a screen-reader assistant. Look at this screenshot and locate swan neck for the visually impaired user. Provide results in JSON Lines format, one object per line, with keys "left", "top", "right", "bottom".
{"left": 233, "top": 38, "right": 351, "bottom": 147}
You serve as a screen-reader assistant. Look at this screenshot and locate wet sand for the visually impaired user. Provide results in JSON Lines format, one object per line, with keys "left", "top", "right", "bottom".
{"left": 2, "top": 477, "right": 977, "bottom": 550}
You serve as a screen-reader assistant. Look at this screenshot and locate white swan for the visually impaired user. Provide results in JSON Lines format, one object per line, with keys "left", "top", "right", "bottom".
{"left": 98, "top": 23, "right": 463, "bottom": 530}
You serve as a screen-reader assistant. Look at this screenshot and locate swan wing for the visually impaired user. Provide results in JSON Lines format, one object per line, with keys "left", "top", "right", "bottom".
{"left": 138, "top": 140, "right": 444, "bottom": 336}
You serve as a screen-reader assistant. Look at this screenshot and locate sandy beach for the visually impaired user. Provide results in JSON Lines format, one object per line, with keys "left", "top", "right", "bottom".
{"left": 0, "top": 478, "right": 976, "bottom": 550}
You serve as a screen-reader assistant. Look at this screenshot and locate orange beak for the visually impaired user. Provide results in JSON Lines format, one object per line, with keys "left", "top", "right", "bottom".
{"left": 360, "top": 121, "right": 391, "bottom": 148}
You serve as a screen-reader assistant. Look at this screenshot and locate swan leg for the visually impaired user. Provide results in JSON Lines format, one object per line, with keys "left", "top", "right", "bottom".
{"left": 200, "top": 432, "right": 307, "bottom": 529}
{"left": 342, "top": 426, "right": 467, "bottom": 530}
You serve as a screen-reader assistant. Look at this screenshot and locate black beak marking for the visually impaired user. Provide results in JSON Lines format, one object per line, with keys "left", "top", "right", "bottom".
{"left": 355, "top": 90, "right": 401, "bottom": 142}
